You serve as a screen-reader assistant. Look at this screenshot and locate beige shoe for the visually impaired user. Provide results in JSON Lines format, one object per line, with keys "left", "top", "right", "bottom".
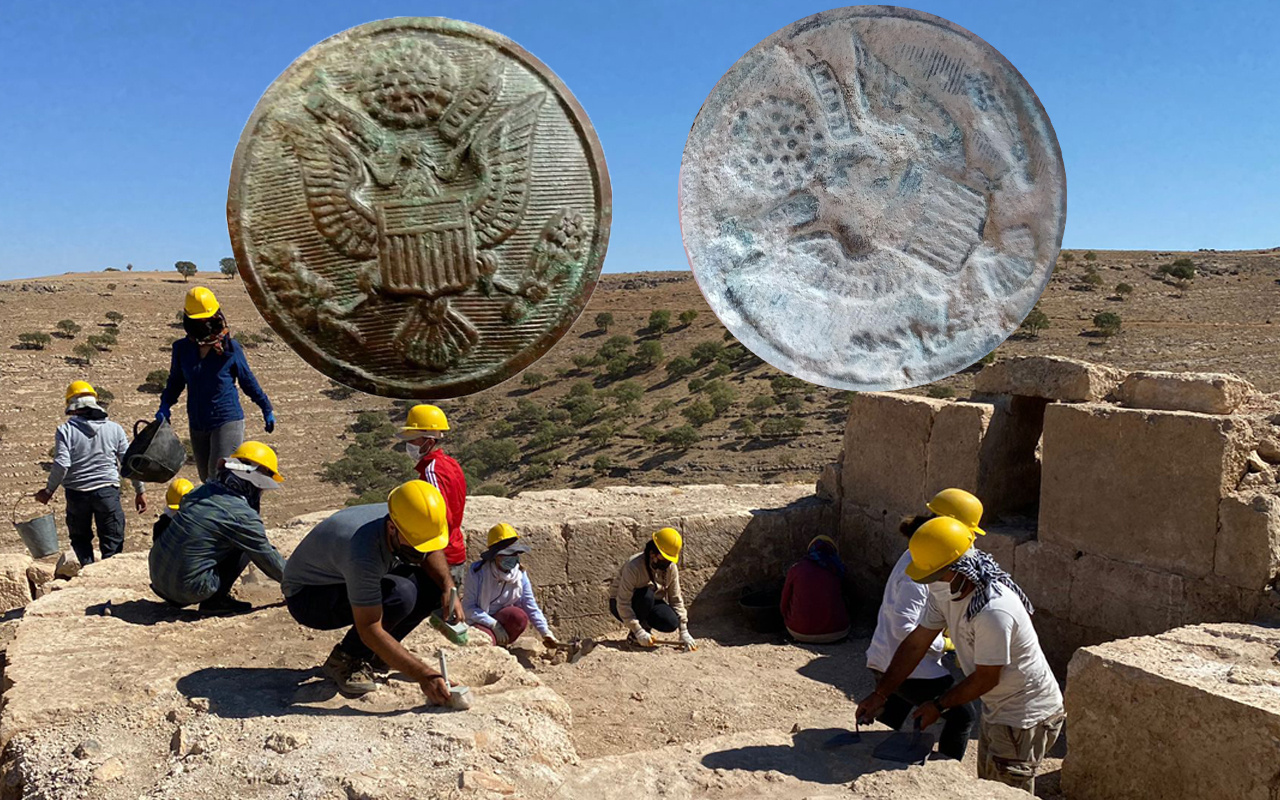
{"left": 322, "top": 646, "right": 377, "bottom": 696}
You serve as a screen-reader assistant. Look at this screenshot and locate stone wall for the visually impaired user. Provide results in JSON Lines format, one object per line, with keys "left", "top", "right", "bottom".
{"left": 1063, "top": 623, "right": 1280, "bottom": 800}
{"left": 459, "top": 484, "right": 832, "bottom": 638}
{"left": 829, "top": 356, "right": 1280, "bottom": 673}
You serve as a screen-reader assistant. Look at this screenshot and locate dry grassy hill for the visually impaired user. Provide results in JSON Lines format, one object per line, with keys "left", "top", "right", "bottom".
{"left": 2, "top": 248, "right": 1278, "bottom": 553}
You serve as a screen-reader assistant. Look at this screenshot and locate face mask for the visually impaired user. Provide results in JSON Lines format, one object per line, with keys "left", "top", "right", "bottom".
{"left": 948, "top": 575, "right": 967, "bottom": 601}
{"left": 406, "top": 443, "right": 423, "bottom": 461}
{"left": 395, "top": 545, "right": 426, "bottom": 566}
{"left": 495, "top": 556, "right": 520, "bottom": 573}
{"left": 651, "top": 556, "right": 671, "bottom": 572}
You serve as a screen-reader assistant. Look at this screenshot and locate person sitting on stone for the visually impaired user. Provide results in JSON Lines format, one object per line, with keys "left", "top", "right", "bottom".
{"left": 34, "top": 381, "right": 147, "bottom": 565}
{"left": 863, "top": 512, "right": 976, "bottom": 761}
{"left": 153, "top": 478, "right": 194, "bottom": 541}
{"left": 610, "top": 527, "right": 697, "bottom": 652}
{"left": 856, "top": 516, "right": 1064, "bottom": 793}
{"left": 148, "top": 442, "right": 286, "bottom": 615}
{"left": 463, "top": 523, "right": 559, "bottom": 650}
{"left": 780, "top": 534, "right": 850, "bottom": 644}
{"left": 281, "top": 480, "right": 455, "bottom": 703}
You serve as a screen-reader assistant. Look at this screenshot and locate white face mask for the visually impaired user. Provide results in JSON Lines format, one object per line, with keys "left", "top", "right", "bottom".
{"left": 406, "top": 443, "right": 423, "bottom": 462}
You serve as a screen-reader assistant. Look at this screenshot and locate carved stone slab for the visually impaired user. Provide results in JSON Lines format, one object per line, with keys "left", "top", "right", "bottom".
{"left": 680, "top": 6, "right": 1065, "bottom": 390}
{"left": 229, "top": 18, "right": 610, "bottom": 398}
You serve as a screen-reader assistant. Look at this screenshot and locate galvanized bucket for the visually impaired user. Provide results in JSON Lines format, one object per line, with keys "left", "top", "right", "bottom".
{"left": 12, "top": 497, "right": 59, "bottom": 559}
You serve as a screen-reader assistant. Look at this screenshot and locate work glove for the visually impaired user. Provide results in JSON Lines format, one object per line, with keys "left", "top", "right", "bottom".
{"left": 680, "top": 631, "right": 698, "bottom": 652}
{"left": 633, "top": 629, "right": 654, "bottom": 647}
{"left": 543, "top": 634, "right": 560, "bottom": 649}
{"left": 155, "top": 408, "right": 170, "bottom": 423}
{"left": 492, "top": 622, "right": 510, "bottom": 646}
{"left": 264, "top": 411, "right": 276, "bottom": 434}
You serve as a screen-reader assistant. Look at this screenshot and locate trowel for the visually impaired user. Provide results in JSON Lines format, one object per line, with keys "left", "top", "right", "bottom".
{"left": 550, "top": 637, "right": 596, "bottom": 664}
{"left": 871, "top": 717, "right": 936, "bottom": 765}
{"left": 437, "top": 650, "right": 472, "bottom": 711}
{"left": 429, "top": 586, "right": 469, "bottom": 645}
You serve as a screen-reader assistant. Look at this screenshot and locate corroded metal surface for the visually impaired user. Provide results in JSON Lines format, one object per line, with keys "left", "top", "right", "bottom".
{"left": 229, "top": 18, "right": 610, "bottom": 398}
{"left": 680, "top": 6, "right": 1065, "bottom": 391}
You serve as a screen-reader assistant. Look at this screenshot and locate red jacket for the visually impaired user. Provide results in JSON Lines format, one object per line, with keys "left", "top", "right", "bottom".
{"left": 416, "top": 450, "right": 467, "bottom": 566}
{"left": 781, "top": 558, "right": 849, "bottom": 637}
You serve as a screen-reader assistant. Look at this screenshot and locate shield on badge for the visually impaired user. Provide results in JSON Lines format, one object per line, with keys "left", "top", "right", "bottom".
{"left": 377, "top": 196, "right": 478, "bottom": 298}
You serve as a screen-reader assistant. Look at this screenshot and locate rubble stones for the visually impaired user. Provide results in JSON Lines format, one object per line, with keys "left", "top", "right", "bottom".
{"left": 1117, "top": 370, "right": 1256, "bottom": 415}
{"left": 264, "top": 731, "right": 308, "bottom": 754}
{"left": 0, "top": 554, "right": 33, "bottom": 613}
{"left": 1064, "top": 623, "right": 1280, "bottom": 800}
{"left": 54, "top": 551, "right": 80, "bottom": 580}
{"left": 974, "top": 356, "right": 1124, "bottom": 402}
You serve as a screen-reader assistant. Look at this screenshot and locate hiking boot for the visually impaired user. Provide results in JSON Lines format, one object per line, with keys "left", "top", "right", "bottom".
{"left": 322, "top": 647, "right": 378, "bottom": 696}
{"left": 198, "top": 595, "right": 253, "bottom": 616}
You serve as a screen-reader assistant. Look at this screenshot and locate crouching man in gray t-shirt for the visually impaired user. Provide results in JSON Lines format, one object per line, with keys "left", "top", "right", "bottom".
{"left": 856, "top": 517, "right": 1065, "bottom": 794}
{"left": 282, "top": 480, "right": 457, "bottom": 703}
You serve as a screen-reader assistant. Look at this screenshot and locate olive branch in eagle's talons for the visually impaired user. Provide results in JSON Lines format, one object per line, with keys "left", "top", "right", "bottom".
{"left": 491, "top": 208, "right": 589, "bottom": 323}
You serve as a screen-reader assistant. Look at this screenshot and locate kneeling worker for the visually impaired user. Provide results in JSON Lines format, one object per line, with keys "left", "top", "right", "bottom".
{"left": 281, "top": 480, "right": 454, "bottom": 703}
{"left": 153, "top": 478, "right": 195, "bottom": 541}
{"left": 611, "top": 527, "right": 697, "bottom": 651}
{"left": 148, "top": 442, "right": 286, "bottom": 615}
{"left": 464, "top": 523, "right": 559, "bottom": 649}
{"left": 855, "top": 517, "right": 1064, "bottom": 793}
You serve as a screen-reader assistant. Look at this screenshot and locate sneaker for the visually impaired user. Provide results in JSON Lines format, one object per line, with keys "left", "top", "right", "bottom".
{"left": 322, "top": 647, "right": 378, "bottom": 696}
{"left": 198, "top": 595, "right": 253, "bottom": 616}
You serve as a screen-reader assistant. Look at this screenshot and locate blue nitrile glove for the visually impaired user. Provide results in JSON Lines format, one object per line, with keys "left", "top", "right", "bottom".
{"left": 264, "top": 411, "right": 276, "bottom": 434}
{"left": 155, "top": 407, "right": 170, "bottom": 423}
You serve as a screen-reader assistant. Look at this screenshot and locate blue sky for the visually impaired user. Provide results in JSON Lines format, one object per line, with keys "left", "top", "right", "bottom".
{"left": 0, "top": 0, "right": 1275, "bottom": 281}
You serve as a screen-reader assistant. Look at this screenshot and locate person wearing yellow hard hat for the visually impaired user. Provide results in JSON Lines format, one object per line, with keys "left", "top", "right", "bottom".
{"left": 281, "top": 480, "right": 457, "bottom": 703}
{"left": 399, "top": 404, "right": 469, "bottom": 591}
{"left": 462, "top": 523, "right": 559, "bottom": 649}
{"left": 856, "top": 516, "right": 1065, "bottom": 793}
{"left": 864, "top": 513, "right": 976, "bottom": 762}
{"left": 152, "top": 478, "right": 195, "bottom": 541}
{"left": 35, "top": 381, "right": 148, "bottom": 565}
{"left": 148, "top": 442, "right": 286, "bottom": 616}
{"left": 780, "top": 535, "right": 850, "bottom": 644}
{"left": 155, "top": 286, "right": 275, "bottom": 483}
{"left": 610, "top": 527, "right": 697, "bottom": 651}
{"left": 927, "top": 487, "right": 987, "bottom": 537}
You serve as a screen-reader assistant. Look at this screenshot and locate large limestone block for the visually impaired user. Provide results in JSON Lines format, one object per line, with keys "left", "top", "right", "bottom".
{"left": 1215, "top": 492, "right": 1280, "bottom": 590}
{"left": 0, "top": 554, "right": 34, "bottom": 614}
{"left": 564, "top": 516, "right": 643, "bottom": 582}
{"left": 974, "top": 356, "right": 1123, "bottom": 402}
{"left": 1064, "top": 623, "right": 1280, "bottom": 800}
{"left": 1040, "top": 403, "right": 1248, "bottom": 577}
{"left": 1118, "top": 370, "right": 1255, "bottom": 414}
{"left": 677, "top": 510, "right": 758, "bottom": 571}
{"left": 842, "top": 392, "right": 944, "bottom": 516}
{"left": 923, "top": 401, "right": 994, "bottom": 495}
{"left": 977, "top": 526, "right": 1032, "bottom": 576}
{"left": 1068, "top": 553, "right": 1183, "bottom": 638}
{"left": 1014, "top": 539, "right": 1076, "bottom": 618}
{"left": 462, "top": 518, "right": 568, "bottom": 585}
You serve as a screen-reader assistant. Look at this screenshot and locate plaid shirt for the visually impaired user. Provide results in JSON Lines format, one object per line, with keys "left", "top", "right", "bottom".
{"left": 148, "top": 480, "right": 284, "bottom": 605}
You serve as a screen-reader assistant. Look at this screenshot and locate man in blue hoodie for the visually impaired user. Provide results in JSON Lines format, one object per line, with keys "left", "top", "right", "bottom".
{"left": 34, "top": 381, "right": 146, "bottom": 565}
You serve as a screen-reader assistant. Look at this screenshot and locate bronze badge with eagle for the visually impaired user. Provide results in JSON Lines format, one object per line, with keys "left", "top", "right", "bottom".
{"left": 229, "top": 18, "right": 610, "bottom": 398}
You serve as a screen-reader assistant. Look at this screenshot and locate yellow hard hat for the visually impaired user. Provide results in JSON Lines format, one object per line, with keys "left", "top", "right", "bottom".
{"left": 905, "top": 516, "right": 974, "bottom": 583}
{"left": 653, "top": 527, "right": 682, "bottom": 564}
{"left": 228, "top": 440, "right": 283, "bottom": 482}
{"left": 487, "top": 522, "right": 519, "bottom": 548}
{"left": 64, "top": 380, "right": 97, "bottom": 403}
{"left": 927, "top": 488, "right": 986, "bottom": 536}
{"left": 166, "top": 478, "right": 195, "bottom": 510}
{"left": 184, "top": 286, "right": 220, "bottom": 319}
{"left": 401, "top": 404, "right": 449, "bottom": 437}
{"left": 808, "top": 534, "right": 837, "bottom": 550}
{"left": 387, "top": 480, "right": 449, "bottom": 553}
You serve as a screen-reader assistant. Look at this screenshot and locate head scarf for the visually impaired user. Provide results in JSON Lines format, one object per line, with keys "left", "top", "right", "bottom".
{"left": 949, "top": 549, "right": 1034, "bottom": 621}
{"left": 65, "top": 395, "right": 108, "bottom": 421}
{"left": 183, "top": 310, "right": 231, "bottom": 355}
{"left": 805, "top": 535, "right": 845, "bottom": 577}
{"left": 213, "top": 469, "right": 262, "bottom": 513}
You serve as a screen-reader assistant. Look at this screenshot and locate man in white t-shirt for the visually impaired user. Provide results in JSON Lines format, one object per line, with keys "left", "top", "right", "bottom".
{"left": 856, "top": 517, "right": 1065, "bottom": 793}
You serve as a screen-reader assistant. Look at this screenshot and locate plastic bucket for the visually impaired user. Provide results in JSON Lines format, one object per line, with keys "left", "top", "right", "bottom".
{"left": 12, "top": 498, "right": 59, "bottom": 559}
{"left": 738, "top": 584, "right": 784, "bottom": 634}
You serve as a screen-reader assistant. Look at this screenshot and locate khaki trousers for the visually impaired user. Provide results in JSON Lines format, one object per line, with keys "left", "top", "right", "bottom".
{"left": 977, "top": 710, "right": 1066, "bottom": 793}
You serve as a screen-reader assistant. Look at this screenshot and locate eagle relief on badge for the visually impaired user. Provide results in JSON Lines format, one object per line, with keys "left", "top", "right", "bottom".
{"left": 229, "top": 18, "right": 610, "bottom": 398}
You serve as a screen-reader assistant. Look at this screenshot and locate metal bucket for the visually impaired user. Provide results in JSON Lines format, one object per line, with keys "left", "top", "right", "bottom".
{"left": 12, "top": 498, "right": 59, "bottom": 559}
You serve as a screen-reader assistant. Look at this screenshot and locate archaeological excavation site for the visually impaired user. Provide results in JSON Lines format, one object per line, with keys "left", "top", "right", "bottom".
{"left": 0, "top": 356, "right": 1276, "bottom": 799}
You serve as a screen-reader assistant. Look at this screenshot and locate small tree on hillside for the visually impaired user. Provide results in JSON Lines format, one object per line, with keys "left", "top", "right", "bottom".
{"left": 174, "top": 261, "right": 197, "bottom": 281}
{"left": 521, "top": 371, "right": 547, "bottom": 389}
{"left": 1084, "top": 251, "right": 1098, "bottom": 261}
{"left": 17, "top": 332, "right": 51, "bottom": 350}
{"left": 1020, "top": 309, "right": 1050, "bottom": 338}
{"left": 1061, "top": 252, "right": 1075, "bottom": 263}
{"left": 647, "top": 309, "right": 671, "bottom": 335}
{"left": 634, "top": 340, "right": 663, "bottom": 370}
{"left": 663, "top": 425, "right": 700, "bottom": 449}
{"left": 665, "top": 356, "right": 695, "bottom": 380}
{"left": 594, "top": 312, "right": 613, "bottom": 333}
{"left": 598, "top": 334, "right": 632, "bottom": 361}
{"left": 1115, "top": 283, "right": 1134, "bottom": 300}
{"left": 1093, "top": 311, "right": 1122, "bottom": 337}
{"left": 126, "top": 263, "right": 134, "bottom": 271}
{"left": 73, "top": 343, "right": 96, "bottom": 364}
{"left": 55, "top": 319, "right": 81, "bottom": 338}
{"left": 88, "top": 334, "right": 113, "bottom": 351}
{"left": 679, "top": 310, "right": 698, "bottom": 327}
{"left": 143, "top": 369, "right": 170, "bottom": 392}
{"left": 105, "top": 311, "right": 124, "bottom": 326}
{"left": 1082, "top": 268, "right": 1104, "bottom": 290}
{"left": 219, "top": 257, "right": 238, "bottom": 278}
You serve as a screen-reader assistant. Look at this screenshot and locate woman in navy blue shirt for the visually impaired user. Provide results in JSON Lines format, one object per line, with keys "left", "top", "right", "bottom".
{"left": 156, "top": 287, "right": 276, "bottom": 482}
